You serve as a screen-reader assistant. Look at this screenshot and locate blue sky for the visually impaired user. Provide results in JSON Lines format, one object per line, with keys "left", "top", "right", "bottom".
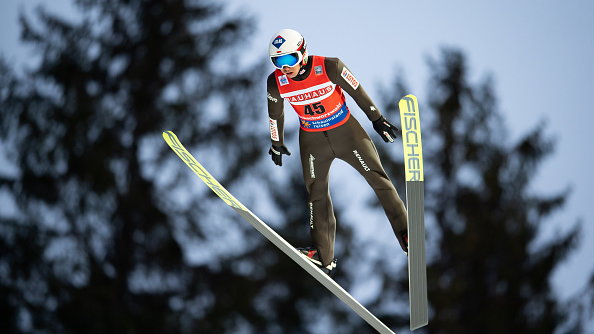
{"left": 1, "top": 0, "right": 593, "bottom": 329}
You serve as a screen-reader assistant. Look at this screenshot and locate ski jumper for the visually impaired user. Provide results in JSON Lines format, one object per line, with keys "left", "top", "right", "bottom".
{"left": 267, "top": 56, "right": 408, "bottom": 266}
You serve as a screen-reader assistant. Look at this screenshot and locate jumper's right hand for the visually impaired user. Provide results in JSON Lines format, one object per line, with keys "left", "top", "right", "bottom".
{"left": 268, "top": 145, "right": 291, "bottom": 166}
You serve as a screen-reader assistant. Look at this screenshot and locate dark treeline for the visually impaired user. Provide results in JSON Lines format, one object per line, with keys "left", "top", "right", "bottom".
{"left": 375, "top": 49, "right": 590, "bottom": 334}
{"left": 0, "top": 0, "right": 591, "bottom": 333}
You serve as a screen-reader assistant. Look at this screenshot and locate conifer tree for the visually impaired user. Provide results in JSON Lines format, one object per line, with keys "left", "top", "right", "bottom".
{"left": 373, "top": 48, "right": 580, "bottom": 334}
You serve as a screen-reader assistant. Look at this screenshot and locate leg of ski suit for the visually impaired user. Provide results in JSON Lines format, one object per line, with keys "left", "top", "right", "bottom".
{"left": 300, "top": 116, "right": 408, "bottom": 266}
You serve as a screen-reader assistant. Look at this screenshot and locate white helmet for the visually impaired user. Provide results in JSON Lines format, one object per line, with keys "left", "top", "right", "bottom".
{"left": 268, "top": 29, "right": 307, "bottom": 69}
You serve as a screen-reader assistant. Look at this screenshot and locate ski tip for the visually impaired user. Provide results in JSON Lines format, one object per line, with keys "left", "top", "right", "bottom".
{"left": 403, "top": 93, "right": 417, "bottom": 100}
{"left": 397, "top": 94, "right": 418, "bottom": 112}
{"left": 398, "top": 94, "right": 418, "bottom": 105}
{"left": 162, "top": 130, "right": 176, "bottom": 140}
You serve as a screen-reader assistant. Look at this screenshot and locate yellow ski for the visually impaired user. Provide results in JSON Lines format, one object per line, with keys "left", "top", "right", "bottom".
{"left": 399, "top": 94, "right": 429, "bottom": 330}
{"left": 162, "top": 131, "right": 397, "bottom": 334}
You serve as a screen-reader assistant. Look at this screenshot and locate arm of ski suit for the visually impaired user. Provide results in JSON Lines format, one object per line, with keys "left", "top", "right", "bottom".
{"left": 266, "top": 73, "right": 291, "bottom": 165}
{"left": 267, "top": 73, "right": 285, "bottom": 147}
{"left": 325, "top": 57, "right": 399, "bottom": 142}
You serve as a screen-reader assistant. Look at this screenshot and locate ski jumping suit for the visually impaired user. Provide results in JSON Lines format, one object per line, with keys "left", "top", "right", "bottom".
{"left": 267, "top": 56, "right": 408, "bottom": 266}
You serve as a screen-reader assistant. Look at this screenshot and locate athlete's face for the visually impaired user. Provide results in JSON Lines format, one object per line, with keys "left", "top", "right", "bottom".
{"left": 281, "top": 63, "right": 301, "bottom": 78}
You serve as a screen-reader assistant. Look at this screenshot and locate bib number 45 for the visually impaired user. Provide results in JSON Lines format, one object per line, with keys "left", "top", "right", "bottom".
{"left": 304, "top": 102, "right": 326, "bottom": 116}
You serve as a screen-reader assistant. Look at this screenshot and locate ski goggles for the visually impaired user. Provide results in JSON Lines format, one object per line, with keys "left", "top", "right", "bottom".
{"left": 270, "top": 52, "right": 303, "bottom": 69}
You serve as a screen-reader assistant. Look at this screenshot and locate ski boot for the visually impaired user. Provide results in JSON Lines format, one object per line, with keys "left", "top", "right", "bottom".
{"left": 397, "top": 230, "right": 409, "bottom": 254}
{"left": 297, "top": 247, "right": 337, "bottom": 276}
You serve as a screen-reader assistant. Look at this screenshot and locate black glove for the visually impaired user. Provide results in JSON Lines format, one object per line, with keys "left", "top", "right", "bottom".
{"left": 268, "top": 145, "right": 291, "bottom": 166}
{"left": 372, "top": 115, "right": 399, "bottom": 143}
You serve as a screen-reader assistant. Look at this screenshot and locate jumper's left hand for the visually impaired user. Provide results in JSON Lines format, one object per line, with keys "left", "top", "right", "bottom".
{"left": 372, "top": 116, "right": 399, "bottom": 143}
